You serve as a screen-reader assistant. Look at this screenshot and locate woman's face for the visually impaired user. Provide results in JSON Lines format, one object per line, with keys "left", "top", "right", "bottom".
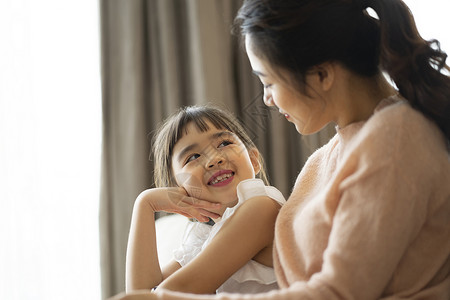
{"left": 245, "top": 36, "right": 333, "bottom": 135}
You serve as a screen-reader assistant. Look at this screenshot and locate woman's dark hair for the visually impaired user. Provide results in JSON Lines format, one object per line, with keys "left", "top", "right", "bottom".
{"left": 234, "top": 0, "right": 450, "bottom": 140}
{"left": 152, "top": 105, "right": 269, "bottom": 187}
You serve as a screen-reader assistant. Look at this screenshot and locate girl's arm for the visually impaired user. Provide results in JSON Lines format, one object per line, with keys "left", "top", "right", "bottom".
{"left": 126, "top": 188, "right": 221, "bottom": 291}
{"left": 157, "top": 195, "right": 281, "bottom": 294}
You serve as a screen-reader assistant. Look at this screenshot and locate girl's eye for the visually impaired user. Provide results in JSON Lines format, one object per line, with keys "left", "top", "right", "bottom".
{"left": 218, "top": 140, "right": 233, "bottom": 148}
{"left": 263, "top": 83, "right": 272, "bottom": 89}
{"left": 185, "top": 153, "right": 200, "bottom": 164}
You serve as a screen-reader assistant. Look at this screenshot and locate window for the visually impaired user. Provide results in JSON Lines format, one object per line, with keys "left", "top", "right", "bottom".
{"left": 404, "top": 0, "right": 449, "bottom": 52}
{"left": 0, "top": 1, "right": 101, "bottom": 299}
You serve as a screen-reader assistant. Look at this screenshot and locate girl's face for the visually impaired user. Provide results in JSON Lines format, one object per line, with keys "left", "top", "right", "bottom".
{"left": 171, "top": 120, "right": 260, "bottom": 215}
{"left": 245, "top": 36, "right": 333, "bottom": 135}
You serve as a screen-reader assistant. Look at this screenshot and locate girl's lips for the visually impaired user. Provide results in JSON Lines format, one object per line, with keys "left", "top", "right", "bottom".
{"left": 208, "top": 170, "right": 235, "bottom": 186}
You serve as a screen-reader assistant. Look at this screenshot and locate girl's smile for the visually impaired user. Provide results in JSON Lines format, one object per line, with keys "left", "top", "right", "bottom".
{"left": 208, "top": 170, "right": 235, "bottom": 186}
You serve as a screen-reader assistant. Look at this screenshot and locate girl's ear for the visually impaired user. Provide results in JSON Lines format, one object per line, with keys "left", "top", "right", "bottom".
{"left": 249, "top": 148, "right": 261, "bottom": 175}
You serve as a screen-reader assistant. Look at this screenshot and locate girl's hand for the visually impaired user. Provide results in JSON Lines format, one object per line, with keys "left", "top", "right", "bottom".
{"left": 138, "top": 188, "right": 221, "bottom": 222}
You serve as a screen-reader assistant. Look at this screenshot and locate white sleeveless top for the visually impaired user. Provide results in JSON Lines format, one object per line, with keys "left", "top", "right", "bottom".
{"left": 173, "top": 179, "right": 286, "bottom": 294}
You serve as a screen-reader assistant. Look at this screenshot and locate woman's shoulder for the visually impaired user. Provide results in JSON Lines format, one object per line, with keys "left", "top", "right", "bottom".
{"left": 346, "top": 96, "right": 449, "bottom": 177}
{"left": 366, "top": 97, "right": 447, "bottom": 151}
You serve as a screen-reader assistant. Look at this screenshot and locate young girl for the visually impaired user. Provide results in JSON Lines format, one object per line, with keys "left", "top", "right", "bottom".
{"left": 113, "top": 0, "right": 449, "bottom": 299}
{"left": 125, "top": 105, "right": 285, "bottom": 294}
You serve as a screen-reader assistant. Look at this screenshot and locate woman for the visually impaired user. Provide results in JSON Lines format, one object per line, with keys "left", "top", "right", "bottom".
{"left": 112, "top": 0, "right": 450, "bottom": 299}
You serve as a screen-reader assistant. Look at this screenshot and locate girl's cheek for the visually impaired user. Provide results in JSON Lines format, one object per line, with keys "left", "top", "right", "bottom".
{"left": 186, "top": 184, "right": 203, "bottom": 199}
{"left": 175, "top": 173, "right": 204, "bottom": 199}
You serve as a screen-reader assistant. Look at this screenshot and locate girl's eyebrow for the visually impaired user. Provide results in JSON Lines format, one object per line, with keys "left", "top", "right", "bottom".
{"left": 175, "top": 131, "right": 235, "bottom": 163}
{"left": 211, "top": 131, "right": 234, "bottom": 139}
{"left": 176, "top": 143, "right": 198, "bottom": 163}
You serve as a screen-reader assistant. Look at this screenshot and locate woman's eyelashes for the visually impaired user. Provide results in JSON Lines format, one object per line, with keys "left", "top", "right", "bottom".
{"left": 263, "top": 83, "right": 272, "bottom": 89}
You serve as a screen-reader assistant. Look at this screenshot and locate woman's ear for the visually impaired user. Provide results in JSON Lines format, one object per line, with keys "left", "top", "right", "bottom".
{"left": 313, "top": 62, "right": 335, "bottom": 92}
{"left": 249, "top": 148, "right": 261, "bottom": 175}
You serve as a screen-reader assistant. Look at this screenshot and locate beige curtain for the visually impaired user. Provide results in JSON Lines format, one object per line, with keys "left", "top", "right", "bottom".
{"left": 99, "top": 0, "right": 334, "bottom": 298}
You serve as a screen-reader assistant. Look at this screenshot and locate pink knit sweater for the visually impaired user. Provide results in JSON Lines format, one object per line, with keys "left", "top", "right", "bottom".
{"left": 158, "top": 97, "right": 450, "bottom": 299}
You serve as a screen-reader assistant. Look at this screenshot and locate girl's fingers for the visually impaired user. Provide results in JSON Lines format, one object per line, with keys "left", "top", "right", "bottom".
{"left": 173, "top": 211, "right": 192, "bottom": 219}
{"left": 196, "top": 208, "right": 221, "bottom": 220}
{"left": 185, "top": 210, "right": 210, "bottom": 222}
{"left": 173, "top": 209, "right": 209, "bottom": 222}
{"left": 178, "top": 198, "right": 221, "bottom": 221}
{"left": 184, "top": 196, "right": 222, "bottom": 209}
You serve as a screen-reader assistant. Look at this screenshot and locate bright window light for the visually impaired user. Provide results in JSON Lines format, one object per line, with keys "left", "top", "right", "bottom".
{"left": 0, "top": 1, "right": 101, "bottom": 300}
{"left": 404, "top": 0, "right": 450, "bottom": 52}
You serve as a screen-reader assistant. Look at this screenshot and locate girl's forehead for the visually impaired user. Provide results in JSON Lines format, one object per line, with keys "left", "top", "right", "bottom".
{"left": 179, "top": 119, "right": 227, "bottom": 137}
{"left": 179, "top": 123, "right": 235, "bottom": 141}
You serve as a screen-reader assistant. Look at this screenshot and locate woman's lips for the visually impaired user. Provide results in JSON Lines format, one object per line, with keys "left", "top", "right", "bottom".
{"left": 208, "top": 170, "right": 234, "bottom": 186}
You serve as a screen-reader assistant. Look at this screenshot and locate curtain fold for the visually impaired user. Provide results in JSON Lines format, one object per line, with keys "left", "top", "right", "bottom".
{"left": 99, "top": 0, "right": 334, "bottom": 298}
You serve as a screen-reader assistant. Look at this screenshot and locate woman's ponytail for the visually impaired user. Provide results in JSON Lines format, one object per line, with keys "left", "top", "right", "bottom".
{"left": 370, "top": 0, "right": 450, "bottom": 140}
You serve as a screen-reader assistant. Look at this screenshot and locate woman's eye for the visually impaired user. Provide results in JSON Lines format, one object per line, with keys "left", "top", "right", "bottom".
{"left": 218, "top": 140, "right": 233, "bottom": 148}
{"left": 263, "top": 83, "right": 272, "bottom": 89}
{"left": 185, "top": 153, "right": 200, "bottom": 164}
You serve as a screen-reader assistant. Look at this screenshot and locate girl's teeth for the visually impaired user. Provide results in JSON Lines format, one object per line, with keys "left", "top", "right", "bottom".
{"left": 211, "top": 173, "right": 232, "bottom": 184}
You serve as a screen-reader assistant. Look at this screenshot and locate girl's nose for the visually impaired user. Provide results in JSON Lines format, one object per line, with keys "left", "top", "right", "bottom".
{"left": 263, "top": 93, "right": 274, "bottom": 106}
{"left": 206, "top": 155, "right": 224, "bottom": 169}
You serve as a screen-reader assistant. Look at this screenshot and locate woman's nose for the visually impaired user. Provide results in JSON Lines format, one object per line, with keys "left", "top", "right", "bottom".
{"left": 263, "top": 93, "right": 274, "bottom": 106}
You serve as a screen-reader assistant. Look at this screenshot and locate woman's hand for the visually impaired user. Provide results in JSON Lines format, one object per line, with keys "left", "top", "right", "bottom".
{"left": 138, "top": 188, "right": 221, "bottom": 222}
{"left": 108, "top": 290, "right": 155, "bottom": 300}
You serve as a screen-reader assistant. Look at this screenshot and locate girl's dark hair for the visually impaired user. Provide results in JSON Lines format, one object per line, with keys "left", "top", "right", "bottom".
{"left": 152, "top": 105, "right": 269, "bottom": 187}
{"left": 234, "top": 0, "right": 450, "bottom": 140}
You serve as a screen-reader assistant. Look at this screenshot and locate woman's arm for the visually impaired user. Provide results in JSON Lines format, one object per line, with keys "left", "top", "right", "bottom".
{"left": 157, "top": 195, "right": 281, "bottom": 294}
{"left": 126, "top": 188, "right": 221, "bottom": 291}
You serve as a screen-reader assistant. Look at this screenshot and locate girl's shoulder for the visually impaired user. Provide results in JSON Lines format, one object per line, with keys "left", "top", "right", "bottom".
{"left": 209, "top": 179, "right": 285, "bottom": 239}
{"left": 236, "top": 179, "right": 286, "bottom": 206}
